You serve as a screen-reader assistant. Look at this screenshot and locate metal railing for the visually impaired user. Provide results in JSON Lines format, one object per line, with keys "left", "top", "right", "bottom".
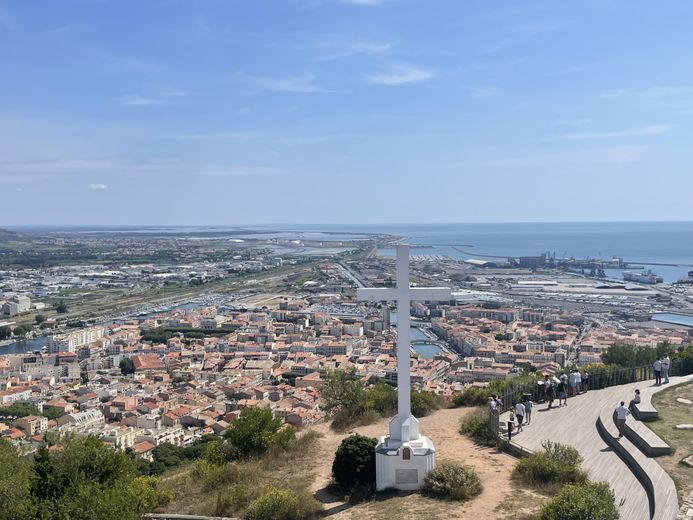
{"left": 489, "top": 358, "right": 693, "bottom": 439}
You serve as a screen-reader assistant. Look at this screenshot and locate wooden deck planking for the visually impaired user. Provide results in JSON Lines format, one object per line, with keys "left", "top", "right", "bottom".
{"left": 500, "top": 375, "right": 693, "bottom": 520}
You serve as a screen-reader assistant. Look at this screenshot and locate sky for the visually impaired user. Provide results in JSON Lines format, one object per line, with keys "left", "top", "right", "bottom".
{"left": 2, "top": 0, "right": 693, "bottom": 226}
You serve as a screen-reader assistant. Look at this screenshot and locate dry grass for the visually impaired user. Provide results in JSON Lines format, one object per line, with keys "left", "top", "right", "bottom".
{"left": 648, "top": 381, "right": 693, "bottom": 502}
{"left": 161, "top": 430, "right": 324, "bottom": 518}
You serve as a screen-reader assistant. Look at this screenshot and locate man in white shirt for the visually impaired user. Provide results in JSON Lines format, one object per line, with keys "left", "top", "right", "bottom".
{"left": 514, "top": 401, "right": 525, "bottom": 433}
{"left": 662, "top": 355, "right": 671, "bottom": 384}
{"left": 653, "top": 358, "right": 662, "bottom": 386}
{"left": 614, "top": 401, "right": 630, "bottom": 439}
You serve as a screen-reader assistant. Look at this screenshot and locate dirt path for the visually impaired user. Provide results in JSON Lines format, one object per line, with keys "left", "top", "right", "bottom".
{"left": 308, "top": 407, "right": 544, "bottom": 519}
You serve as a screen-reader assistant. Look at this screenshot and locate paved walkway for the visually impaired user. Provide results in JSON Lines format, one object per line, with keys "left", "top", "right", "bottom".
{"left": 500, "top": 374, "right": 693, "bottom": 520}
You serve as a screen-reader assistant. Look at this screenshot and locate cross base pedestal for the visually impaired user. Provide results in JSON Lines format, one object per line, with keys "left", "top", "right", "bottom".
{"left": 375, "top": 434, "right": 436, "bottom": 491}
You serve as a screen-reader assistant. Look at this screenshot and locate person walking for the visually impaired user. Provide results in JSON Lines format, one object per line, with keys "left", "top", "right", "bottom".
{"left": 545, "top": 375, "right": 555, "bottom": 409}
{"left": 557, "top": 379, "right": 568, "bottom": 406}
{"left": 583, "top": 370, "right": 589, "bottom": 391}
{"left": 653, "top": 357, "right": 662, "bottom": 386}
{"left": 514, "top": 401, "right": 525, "bottom": 433}
{"left": 523, "top": 396, "right": 533, "bottom": 425}
{"left": 614, "top": 401, "right": 630, "bottom": 439}
{"left": 576, "top": 370, "right": 582, "bottom": 394}
{"left": 662, "top": 355, "right": 671, "bottom": 384}
{"left": 507, "top": 411, "right": 515, "bottom": 441}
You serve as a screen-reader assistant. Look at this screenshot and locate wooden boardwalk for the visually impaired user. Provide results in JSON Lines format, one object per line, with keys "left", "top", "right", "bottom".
{"left": 500, "top": 374, "right": 693, "bottom": 520}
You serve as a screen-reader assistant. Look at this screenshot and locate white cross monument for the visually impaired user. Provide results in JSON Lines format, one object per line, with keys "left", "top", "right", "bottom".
{"left": 357, "top": 244, "right": 452, "bottom": 491}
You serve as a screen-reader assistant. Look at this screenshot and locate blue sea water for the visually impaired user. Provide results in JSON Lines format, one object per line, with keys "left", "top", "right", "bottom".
{"left": 297, "top": 222, "right": 693, "bottom": 283}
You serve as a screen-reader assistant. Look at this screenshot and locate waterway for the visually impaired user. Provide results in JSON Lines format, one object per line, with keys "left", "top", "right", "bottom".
{"left": 391, "top": 311, "right": 445, "bottom": 359}
{"left": 651, "top": 313, "right": 693, "bottom": 327}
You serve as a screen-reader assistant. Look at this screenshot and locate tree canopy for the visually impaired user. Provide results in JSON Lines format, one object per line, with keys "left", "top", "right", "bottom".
{"left": 601, "top": 341, "right": 677, "bottom": 367}
{"left": 0, "top": 436, "right": 171, "bottom": 520}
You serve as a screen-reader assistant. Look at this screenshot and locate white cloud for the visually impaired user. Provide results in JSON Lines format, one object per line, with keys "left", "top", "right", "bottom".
{"left": 601, "top": 86, "right": 693, "bottom": 99}
{"left": 119, "top": 90, "right": 190, "bottom": 107}
{"left": 464, "top": 86, "right": 501, "bottom": 98}
{"left": 549, "top": 124, "right": 673, "bottom": 141}
{"left": 341, "top": 0, "right": 384, "bottom": 5}
{"left": 256, "top": 74, "right": 323, "bottom": 93}
{"left": 368, "top": 64, "right": 435, "bottom": 86}
{"left": 314, "top": 40, "right": 391, "bottom": 62}
{"left": 15, "top": 187, "right": 22, "bottom": 192}
{"left": 200, "top": 166, "right": 286, "bottom": 177}
{"left": 89, "top": 183, "right": 108, "bottom": 190}
{"left": 119, "top": 95, "right": 157, "bottom": 106}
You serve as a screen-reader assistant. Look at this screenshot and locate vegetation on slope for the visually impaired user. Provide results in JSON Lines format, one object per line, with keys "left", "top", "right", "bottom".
{"left": 0, "top": 435, "right": 171, "bottom": 520}
{"left": 321, "top": 369, "right": 443, "bottom": 430}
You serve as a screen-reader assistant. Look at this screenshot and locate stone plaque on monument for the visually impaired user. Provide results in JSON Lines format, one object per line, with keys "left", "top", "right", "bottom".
{"left": 395, "top": 469, "right": 419, "bottom": 485}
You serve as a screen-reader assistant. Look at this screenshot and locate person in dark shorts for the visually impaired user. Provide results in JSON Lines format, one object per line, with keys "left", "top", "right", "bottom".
{"left": 545, "top": 375, "right": 555, "bottom": 409}
{"left": 523, "top": 396, "right": 533, "bottom": 425}
{"left": 557, "top": 379, "right": 568, "bottom": 406}
{"left": 514, "top": 401, "right": 525, "bottom": 433}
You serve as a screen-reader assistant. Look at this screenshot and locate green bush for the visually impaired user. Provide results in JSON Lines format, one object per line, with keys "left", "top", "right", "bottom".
{"left": 225, "top": 407, "right": 296, "bottom": 458}
{"left": 423, "top": 462, "right": 483, "bottom": 501}
{"left": 515, "top": 441, "right": 587, "bottom": 487}
{"left": 244, "top": 487, "right": 300, "bottom": 520}
{"left": 411, "top": 389, "right": 443, "bottom": 417}
{"left": 190, "top": 459, "right": 230, "bottom": 490}
{"left": 538, "top": 482, "right": 618, "bottom": 520}
{"left": 459, "top": 408, "right": 497, "bottom": 446}
{"left": 331, "top": 434, "right": 377, "bottom": 492}
{"left": 244, "top": 487, "right": 320, "bottom": 520}
{"left": 452, "top": 387, "right": 491, "bottom": 407}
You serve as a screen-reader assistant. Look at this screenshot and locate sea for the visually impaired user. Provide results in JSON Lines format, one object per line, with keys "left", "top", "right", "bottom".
{"left": 281, "top": 221, "right": 693, "bottom": 283}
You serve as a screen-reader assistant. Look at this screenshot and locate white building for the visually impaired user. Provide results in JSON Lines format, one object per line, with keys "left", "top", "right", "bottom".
{"left": 49, "top": 326, "right": 106, "bottom": 353}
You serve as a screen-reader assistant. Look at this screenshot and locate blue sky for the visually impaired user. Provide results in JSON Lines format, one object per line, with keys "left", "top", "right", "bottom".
{"left": 2, "top": 0, "right": 693, "bottom": 225}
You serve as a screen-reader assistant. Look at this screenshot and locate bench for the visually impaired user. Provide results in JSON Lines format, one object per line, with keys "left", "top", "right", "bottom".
{"left": 632, "top": 401, "right": 658, "bottom": 421}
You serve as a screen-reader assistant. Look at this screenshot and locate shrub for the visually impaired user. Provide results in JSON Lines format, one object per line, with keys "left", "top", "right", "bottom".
{"left": 331, "top": 434, "right": 377, "bottom": 492}
{"left": 452, "top": 387, "right": 491, "bottom": 407}
{"left": 411, "top": 389, "right": 443, "bottom": 417}
{"left": 243, "top": 487, "right": 320, "bottom": 520}
{"left": 423, "top": 462, "right": 483, "bottom": 501}
{"left": 190, "top": 459, "right": 230, "bottom": 490}
{"left": 244, "top": 487, "right": 300, "bottom": 520}
{"left": 225, "top": 407, "right": 296, "bottom": 458}
{"left": 515, "top": 441, "right": 587, "bottom": 488}
{"left": 459, "top": 408, "right": 497, "bottom": 446}
{"left": 538, "top": 482, "right": 618, "bottom": 520}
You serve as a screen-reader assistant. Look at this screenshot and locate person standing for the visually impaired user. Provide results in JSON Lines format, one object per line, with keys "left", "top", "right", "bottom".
{"left": 523, "top": 396, "right": 533, "bottom": 425}
{"left": 653, "top": 357, "right": 662, "bottom": 386}
{"left": 545, "top": 375, "right": 555, "bottom": 409}
{"left": 662, "top": 355, "right": 671, "bottom": 384}
{"left": 514, "top": 401, "right": 525, "bottom": 433}
{"left": 507, "top": 411, "right": 515, "bottom": 441}
{"left": 557, "top": 379, "right": 568, "bottom": 406}
{"left": 576, "top": 370, "right": 582, "bottom": 394}
{"left": 615, "top": 401, "right": 630, "bottom": 439}
{"left": 583, "top": 370, "right": 590, "bottom": 391}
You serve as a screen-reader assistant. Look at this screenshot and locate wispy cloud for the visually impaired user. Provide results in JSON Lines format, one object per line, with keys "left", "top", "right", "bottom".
{"left": 601, "top": 86, "right": 693, "bottom": 99}
{"left": 253, "top": 73, "right": 325, "bottom": 93}
{"left": 118, "top": 90, "right": 191, "bottom": 107}
{"left": 464, "top": 86, "right": 500, "bottom": 98}
{"left": 199, "top": 166, "right": 287, "bottom": 177}
{"left": 340, "top": 0, "right": 384, "bottom": 5}
{"left": 368, "top": 64, "right": 435, "bottom": 85}
{"left": 313, "top": 40, "right": 391, "bottom": 62}
{"left": 119, "top": 95, "right": 157, "bottom": 106}
{"left": 458, "top": 145, "right": 656, "bottom": 168}
{"left": 548, "top": 124, "right": 673, "bottom": 141}
{"left": 89, "top": 183, "right": 108, "bottom": 190}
